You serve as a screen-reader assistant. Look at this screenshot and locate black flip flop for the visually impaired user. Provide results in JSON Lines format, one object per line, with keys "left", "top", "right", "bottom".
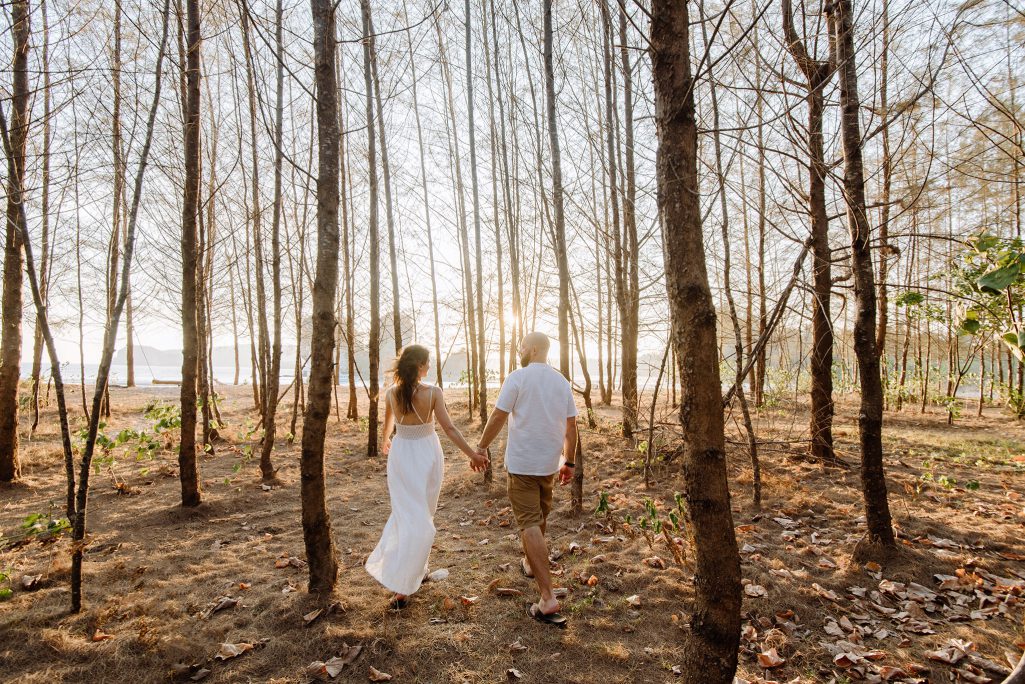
{"left": 388, "top": 597, "right": 409, "bottom": 611}
{"left": 527, "top": 602, "right": 567, "bottom": 629}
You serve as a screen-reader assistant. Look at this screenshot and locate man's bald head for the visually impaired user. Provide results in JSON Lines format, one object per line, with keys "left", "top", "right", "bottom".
{"left": 519, "top": 332, "right": 551, "bottom": 367}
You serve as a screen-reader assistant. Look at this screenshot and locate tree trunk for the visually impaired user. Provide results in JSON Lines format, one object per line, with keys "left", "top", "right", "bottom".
{"left": 782, "top": 0, "right": 837, "bottom": 464}
{"left": 876, "top": 0, "right": 893, "bottom": 358}
{"left": 302, "top": 0, "right": 341, "bottom": 594}
{"left": 651, "top": 2, "right": 741, "bottom": 680}
{"left": 543, "top": 0, "right": 575, "bottom": 508}
{"left": 543, "top": 0, "right": 569, "bottom": 383}
{"left": 364, "top": 0, "right": 382, "bottom": 460}
{"left": 58, "top": 0, "right": 169, "bottom": 609}
{"left": 404, "top": 4, "right": 443, "bottom": 388}
{"left": 490, "top": 0, "right": 519, "bottom": 380}
{"left": 703, "top": 0, "right": 760, "bottom": 507}
{"left": 0, "top": 0, "right": 30, "bottom": 481}
{"left": 599, "top": 0, "right": 623, "bottom": 416}
{"left": 830, "top": 0, "right": 895, "bottom": 549}
{"left": 30, "top": 0, "right": 52, "bottom": 436}
{"left": 337, "top": 67, "right": 358, "bottom": 419}
{"left": 436, "top": 16, "right": 477, "bottom": 417}
{"left": 367, "top": 5, "right": 402, "bottom": 354}
{"left": 617, "top": 2, "right": 639, "bottom": 439}
{"left": 482, "top": 0, "right": 505, "bottom": 384}
{"left": 259, "top": 0, "right": 286, "bottom": 480}
{"left": 239, "top": 0, "right": 269, "bottom": 421}
{"left": 753, "top": 17, "right": 768, "bottom": 408}
{"left": 465, "top": 0, "right": 488, "bottom": 429}
{"left": 178, "top": 0, "right": 202, "bottom": 508}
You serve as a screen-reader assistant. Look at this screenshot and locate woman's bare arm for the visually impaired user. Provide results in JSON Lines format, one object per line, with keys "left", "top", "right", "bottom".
{"left": 381, "top": 388, "right": 395, "bottom": 455}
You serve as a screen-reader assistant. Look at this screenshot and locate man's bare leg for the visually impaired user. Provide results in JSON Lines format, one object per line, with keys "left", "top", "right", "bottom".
{"left": 522, "top": 526, "right": 559, "bottom": 614}
{"left": 521, "top": 520, "right": 546, "bottom": 578}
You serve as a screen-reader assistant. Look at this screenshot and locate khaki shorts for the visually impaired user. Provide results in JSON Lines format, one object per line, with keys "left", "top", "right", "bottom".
{"left": 507, "top": 473, "right": 555, "bottom": 531}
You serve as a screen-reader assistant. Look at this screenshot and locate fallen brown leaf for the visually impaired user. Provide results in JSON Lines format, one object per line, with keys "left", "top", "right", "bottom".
{"left": 214, "top": 642, "right": 253, "bottom": 661}
{"left": 758, "top": 647, "right": 785, "bottom": 669}
{"left": 368, "top": 666, "right": 392, "bottom": 681}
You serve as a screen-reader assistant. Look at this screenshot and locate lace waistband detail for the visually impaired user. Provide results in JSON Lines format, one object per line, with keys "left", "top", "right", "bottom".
{"left": 394, "top": 422, "right": 436, "bottom": 441}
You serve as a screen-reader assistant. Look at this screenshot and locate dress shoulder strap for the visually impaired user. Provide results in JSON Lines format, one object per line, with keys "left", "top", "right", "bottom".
{"left": 410, "top": 385, "right": 430, "bottom": 424}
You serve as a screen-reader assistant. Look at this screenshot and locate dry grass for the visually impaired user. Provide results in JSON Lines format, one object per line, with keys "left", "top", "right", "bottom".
{"left": 0, "top": 385, "right": 1023, "bottom": 683}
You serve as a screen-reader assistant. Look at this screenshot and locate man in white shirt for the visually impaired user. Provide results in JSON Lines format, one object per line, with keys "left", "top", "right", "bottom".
{"left": 476, "top": 332, "right": 577, "bottom": 628}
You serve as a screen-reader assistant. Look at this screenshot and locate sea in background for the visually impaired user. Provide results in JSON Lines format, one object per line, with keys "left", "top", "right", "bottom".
{"left": 19, "top": 345, "right": 987, "bottom": 399}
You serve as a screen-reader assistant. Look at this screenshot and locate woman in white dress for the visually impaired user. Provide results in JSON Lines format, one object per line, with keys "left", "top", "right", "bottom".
{"left": 364, "top": 345, "right": 489, "bottom": 609}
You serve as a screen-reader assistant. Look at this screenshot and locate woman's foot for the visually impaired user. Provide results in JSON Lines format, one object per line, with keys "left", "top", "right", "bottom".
{"left": 388, "top": 594, "right": 409, "bottom": 610}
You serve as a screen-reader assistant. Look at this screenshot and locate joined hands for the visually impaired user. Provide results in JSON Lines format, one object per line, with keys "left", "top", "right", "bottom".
{"left": 468, "top": 445, "right": 490, "bottom": 472}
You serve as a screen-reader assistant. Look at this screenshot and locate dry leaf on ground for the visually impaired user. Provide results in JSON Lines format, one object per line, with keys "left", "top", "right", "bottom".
{"left": 368, "top": 666, "right": 392, "bottom": 681}
{"left": 758, "top": 647, "right": 785, "bottom": 668}
{"left": 214, "top": 642, "right": 253, "bottom": 660}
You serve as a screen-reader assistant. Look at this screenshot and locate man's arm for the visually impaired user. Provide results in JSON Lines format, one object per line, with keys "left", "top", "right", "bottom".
{"left": 558, "top": 417, "right": 577, "bottom": 485}
{"left": 477, "top": 408, "right": 510, "bottom": 450}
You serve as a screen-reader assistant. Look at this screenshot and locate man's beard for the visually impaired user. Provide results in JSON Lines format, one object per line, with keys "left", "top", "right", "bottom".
{"left": 520, "top": 353, "right": 531, "bottom": 368}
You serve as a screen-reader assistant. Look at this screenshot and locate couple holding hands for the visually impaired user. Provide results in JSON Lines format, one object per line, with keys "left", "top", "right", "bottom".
{"left": 364, "top": 332, "right": 577, "bottom": 628}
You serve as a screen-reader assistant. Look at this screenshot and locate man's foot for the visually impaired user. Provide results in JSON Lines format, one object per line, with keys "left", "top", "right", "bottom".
{"left": 527, "top": 600, "right": 567, "bottom": 628}
{"left": 520, "top": 557, "right": 534, "bottom": 578}
{"left": 388, "top": 594, "right": 409, "bottom": 610}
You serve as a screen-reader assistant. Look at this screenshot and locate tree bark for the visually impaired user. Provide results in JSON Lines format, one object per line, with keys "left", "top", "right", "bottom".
{"left": 0, "top": 0, "right": 30, "bottom": 481}
{"left": 465, "top": 0, "right": 488, "bottom": 428}
{"left": 58, "top": 0, "right": 170, "bottom": 608}
{"left": 260, "top": 0, "right": 286, "bottom": 480}
{"left": 489, "top": 0, "right": 520, "bottom": 381}
{"left": 436, "top": 16, "right": 478, "bottom": 417}
{"left": 404, "top": 4, "right": 443, "bottom": 388}
{"left": 178, "top": 0, "right": 202, "bottom": 508}
{"left": 366, "top": 5, "right": 402, "bottom": 354}
{"left": 544, "top": 0, "right": 570, "bottom": 382}
{"left": 599, "top": 0, "right": 623, "bottom": 414}
{"left": 340, "top": 85, "right": 358, "bottom": 419}
{"left": 302, "top": 0, "right": 342, "bottom": 593}
{"left": 829, "top": 0, "right": 895, "bottom": 548}
{"left": 364, "top": 0, "right": 382, "bottom": 460}
{"left": 30, "top": 0, "right": 52, "bottom": 436}
{"left": 482, "top": 0, "right": 505, "bottom": 384}
{"left": 782, "top": 0, "right": 838, "bottom": 464}
{"left": 239, "top": 0, "right": 269, "bottom": 420}
{"left": 876, "top": 0, "right": 893, "bottom": 358}
{"left": 702, "top": 0, "right": 760, "bottom": 508}
{"left": 618, "top": 2, "right": 640, "bottom": 439}
{"left": 651, "top": 1, "right": 742, "bottom": 680}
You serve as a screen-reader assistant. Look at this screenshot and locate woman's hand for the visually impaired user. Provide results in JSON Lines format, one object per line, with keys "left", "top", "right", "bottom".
{"left": 382, "top": 438, "right": 392, "bottom": 456}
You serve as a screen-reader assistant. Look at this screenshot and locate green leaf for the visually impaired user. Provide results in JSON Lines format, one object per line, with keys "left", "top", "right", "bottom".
{"left": 978, "top": 261, "right": 1021, "bottom": 294}
{"left": 1001, "top": 332, "right": 1025, "bottom": 362}
{"left": 970, "top": 232, "right": 1000, "bottom": 254}
{"left": 960, "top": 318, "right": 981, "bottom": 335}
{"left": 895, "top": 290, "right": 925, "bottom": 307}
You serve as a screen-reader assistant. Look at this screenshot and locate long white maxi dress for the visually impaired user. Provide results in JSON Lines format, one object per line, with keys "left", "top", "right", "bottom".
{"left": 364, "top": 389, "right": 445, "bottom": 596}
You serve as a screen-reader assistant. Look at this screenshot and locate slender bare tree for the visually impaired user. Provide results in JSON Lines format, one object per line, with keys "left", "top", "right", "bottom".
{"left": 178, "top": 0, "right": 203, "bottom": 508}
{"left": 651, "top": 0, "right": 741, "bottom": 680}
{"left": 302, "top": 0, "right": 342, "bottom": 593}
{"left": 829, "top": 0, "right": 895, "bottom": 549}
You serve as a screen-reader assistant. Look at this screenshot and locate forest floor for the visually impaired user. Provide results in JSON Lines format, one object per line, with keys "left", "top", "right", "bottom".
{"left": 1, "top": 385, "right": 1024, "bottom": 684}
